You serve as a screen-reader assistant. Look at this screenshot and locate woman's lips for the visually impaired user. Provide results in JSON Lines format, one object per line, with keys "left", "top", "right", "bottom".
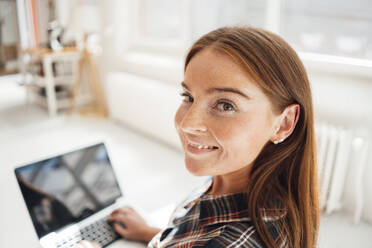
{"left": 186, "top": 143, "right": 219, "bottom": 156}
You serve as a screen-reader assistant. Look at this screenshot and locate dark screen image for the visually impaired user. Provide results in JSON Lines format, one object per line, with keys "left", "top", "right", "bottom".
{"left": 15, "top": 143, "right": 122, "bottom": 238}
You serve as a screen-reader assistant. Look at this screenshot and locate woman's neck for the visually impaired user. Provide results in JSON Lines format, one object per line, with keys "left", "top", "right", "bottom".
{"left": 209, "top": 165, "right": 251, "bottom": 195}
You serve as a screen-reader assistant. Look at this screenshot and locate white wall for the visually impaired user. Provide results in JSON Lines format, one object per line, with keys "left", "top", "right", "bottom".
{"left": 0, "top": 1, "right": 18, "bottom": 45}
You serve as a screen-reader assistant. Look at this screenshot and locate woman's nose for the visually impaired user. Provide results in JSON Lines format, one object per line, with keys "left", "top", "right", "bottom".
{"left": 179, "top": 106, "right": 207, "bottom": 134}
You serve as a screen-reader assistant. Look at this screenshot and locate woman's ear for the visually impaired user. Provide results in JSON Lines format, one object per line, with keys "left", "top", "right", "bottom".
{"left": 272, "top": 104, "right": 300, "bottom": 144}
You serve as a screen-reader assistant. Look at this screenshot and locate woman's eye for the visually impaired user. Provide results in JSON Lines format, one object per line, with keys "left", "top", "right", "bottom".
{"left": 216, "top": 101, "right": 235, "bottom": 112}
{"left": 180, "top": 92, "right": 194, "bottom": 103}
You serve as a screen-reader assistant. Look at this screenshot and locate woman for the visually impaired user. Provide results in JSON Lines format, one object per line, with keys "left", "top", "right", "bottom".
{"left": 79, "top": 26, "right": 319, "bottom": 248}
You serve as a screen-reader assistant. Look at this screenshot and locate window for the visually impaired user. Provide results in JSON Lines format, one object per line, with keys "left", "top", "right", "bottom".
{"left": 281, "top": 0, "right": 372, "bottom": 60}
{"left": 140, "top": 0, "right": 182, "bottom": 41}
{"left": 189, "top": 0, "right": 267, "bottom": 42}
{"left": 132, "top": 0, "right": 189, "bottom": 54}
{"left": 124, "top": 0, "right": 372, "bottom": 80}
{"left": 132, "top": 0, "right": 372, "bottom": 58}
{"left": 131, "top": 0, "right": 267, "bottom": 54}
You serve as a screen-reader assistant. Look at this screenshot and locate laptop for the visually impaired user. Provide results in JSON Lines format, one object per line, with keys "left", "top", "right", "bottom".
{"left": 14, "top": 142, "right": 130, "bottom": 248}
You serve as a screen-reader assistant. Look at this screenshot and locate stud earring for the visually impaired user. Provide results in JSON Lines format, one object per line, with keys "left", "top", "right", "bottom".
{"left": 273, "top": 137, "right": 285, "bottom": 145}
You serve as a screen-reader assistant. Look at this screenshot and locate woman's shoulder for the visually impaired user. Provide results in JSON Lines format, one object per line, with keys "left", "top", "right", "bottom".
{"left": 166, "top": 177, "right": 214, "bottom": 224}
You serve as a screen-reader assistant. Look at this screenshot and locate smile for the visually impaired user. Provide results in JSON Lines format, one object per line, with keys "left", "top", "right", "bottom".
{"left": 189, "top": 143, "right": 217, "bottom": 149}
{"left": 186, "top": 140, "right": 219, "bottom": 155}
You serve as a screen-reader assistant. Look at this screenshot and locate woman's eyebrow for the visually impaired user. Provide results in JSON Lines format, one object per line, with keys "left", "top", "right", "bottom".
{"left": 181, "top": 82, "right": 189, "bottom": 90}
{"left": 207, "top": 87, "right": 250, "bottom": 99}
{"left": 181, "top": 82, "right": 250, "bottom": 99}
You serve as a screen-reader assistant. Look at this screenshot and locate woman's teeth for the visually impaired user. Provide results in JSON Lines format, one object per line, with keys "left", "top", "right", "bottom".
{"left": 189, "top": 143, "right": 217, "bottom": 149}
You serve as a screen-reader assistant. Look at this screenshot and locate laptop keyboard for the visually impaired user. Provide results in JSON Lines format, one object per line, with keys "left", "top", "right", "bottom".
{"left": 56, "top": 216, "right": 118, "bottom": 248}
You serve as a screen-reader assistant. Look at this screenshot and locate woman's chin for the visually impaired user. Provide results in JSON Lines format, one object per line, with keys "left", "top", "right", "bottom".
{"left": 185, "top": 161, "right": 208, "bottom": 176}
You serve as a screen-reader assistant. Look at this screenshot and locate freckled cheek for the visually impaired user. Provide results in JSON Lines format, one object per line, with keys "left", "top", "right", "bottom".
{"left": 213, "top": 120, "right": 256, "bottom": 155}
{"left": 212, "top": 122, "right": 244, "bottom": 149}
{"left": 218, "top": 135, "right": 259, "bottom": 170}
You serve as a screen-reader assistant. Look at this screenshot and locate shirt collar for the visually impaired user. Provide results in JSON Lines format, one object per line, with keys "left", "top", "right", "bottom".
{"left": 194, "top": 178, "right": 286, "bottom": 226}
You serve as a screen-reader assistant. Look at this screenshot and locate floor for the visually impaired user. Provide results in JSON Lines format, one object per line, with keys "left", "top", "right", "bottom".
{"left": 1, "top": 76, "right": 372, "bottom": 247}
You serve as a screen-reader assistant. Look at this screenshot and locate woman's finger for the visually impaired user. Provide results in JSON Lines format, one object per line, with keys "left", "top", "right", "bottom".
{"left": 112, "top": 206, "right": 132, "bottom": 215}
{"left": 74, "top": 241, "right": 101, "bottom": 248}
{"left": 114, "top": 223, "right": 129, "bottom": 238}
{"left": 108, "top": 213, "right": 127, "bottom": 223}
{"left": 111, "top": 209, "right": 122, "bottom": 215}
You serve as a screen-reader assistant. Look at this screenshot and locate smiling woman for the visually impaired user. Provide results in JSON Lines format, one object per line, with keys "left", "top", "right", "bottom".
{"left": 79, "top": 26, "right": 319, "bottom": 248}
{"left": 176, "top": 48, "right": 284, "bottom": 182}
{"left": 169, "top": 27, "right": 319, "bottom": 247}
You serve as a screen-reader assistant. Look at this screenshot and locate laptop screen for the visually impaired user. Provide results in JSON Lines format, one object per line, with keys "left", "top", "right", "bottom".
{"left": 14, "top": 143, "right": 122, "bottom": 238}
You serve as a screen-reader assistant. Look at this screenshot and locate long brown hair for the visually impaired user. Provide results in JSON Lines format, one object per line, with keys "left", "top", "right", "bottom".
{"left": 184, "top": 26, "right": 319, "bottom": 247}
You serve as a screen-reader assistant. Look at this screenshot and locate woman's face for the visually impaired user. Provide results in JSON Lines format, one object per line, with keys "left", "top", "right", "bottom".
{"left": 175, "top": 48, "right": 280, "bottom": 177}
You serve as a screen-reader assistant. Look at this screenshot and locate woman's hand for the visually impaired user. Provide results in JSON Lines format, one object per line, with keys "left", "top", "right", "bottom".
{"left": 108, "top": 207, "right": 161, "bottom": 243}
{"left": 74, "top": 240, "right": 101, "bottom": 248}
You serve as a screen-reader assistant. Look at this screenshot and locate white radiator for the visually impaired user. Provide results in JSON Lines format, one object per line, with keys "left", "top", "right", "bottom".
{"left": 316, "top": 123, "right": 370, "bottom": 223}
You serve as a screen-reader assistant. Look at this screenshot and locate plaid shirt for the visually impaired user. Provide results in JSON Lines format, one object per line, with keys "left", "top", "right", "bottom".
{"left": 148, "top": 178, "right": 287, "bottom": 248}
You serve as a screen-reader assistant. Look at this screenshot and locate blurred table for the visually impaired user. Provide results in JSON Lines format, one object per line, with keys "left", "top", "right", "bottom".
{"left": 20, "top": 47, "right": 88, "bottom": 116}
